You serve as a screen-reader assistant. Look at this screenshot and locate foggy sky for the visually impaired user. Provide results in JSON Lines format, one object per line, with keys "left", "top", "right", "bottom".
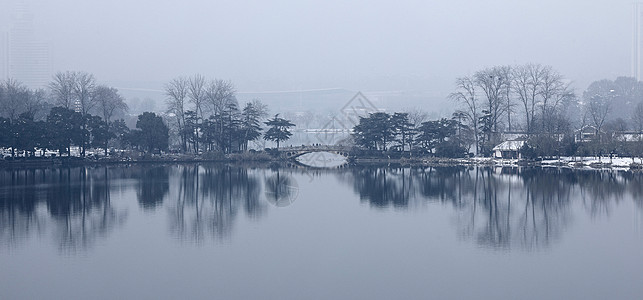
{"left": 0, "top": 0, "right": 636, "bottom": 96}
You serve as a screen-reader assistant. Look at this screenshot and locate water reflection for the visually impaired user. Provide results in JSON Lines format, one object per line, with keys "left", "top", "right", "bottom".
{"left": 0, "top": 167, "right": 128, "bottom": 253}
{"left": 2, "top": 164, "right": 642, "bottom": 253}
{"left": 264, "top": 170, "right": 298, "bottom": 207}
{"left": 166, "top": 165, "right": 267, "bottom": 243}
{"left": 137, "top": 166, "right": 169, "bottom": 211}
{"left": 341, "top": 166, "right": 643, "bottom": 251}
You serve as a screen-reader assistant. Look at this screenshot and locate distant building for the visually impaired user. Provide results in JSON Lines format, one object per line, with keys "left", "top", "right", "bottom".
{"left": 0, "top": 30, "right": 8, "bottom": 79}
{"left": 614, "top": 131, "right": 643, "bottom": 142}
{"left": 3, "top": 2, "right": 52, "bottom": 89}
{"left": 574, "top": 126, "right": 600, "bottom": 143}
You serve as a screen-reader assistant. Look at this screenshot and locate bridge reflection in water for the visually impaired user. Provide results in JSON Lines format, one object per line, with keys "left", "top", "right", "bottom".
{"left": 282, "top": 146, "right": 350, "bottom": 168}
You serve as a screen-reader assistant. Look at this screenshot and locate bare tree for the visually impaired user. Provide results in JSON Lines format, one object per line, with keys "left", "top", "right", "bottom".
{"left": 92, "top": 85, "right": 128, "bottom": 155}
{"left": 70, "top": 72, "right": 97, "bottom": 156}
{"left": 539, "top": 67, "right": 575, "bottom": 132}
{"left": 188, "top": 74, "right": 206, "bottom": 118}
{"left": 512, "top": 64, "right": 545, "bottom": 132}
{"left": 165, "top": 77, "right": 190, "bottom": 153}
{"left": 188, "top": 74, "right": 206, "bottom": 152}
{"left": 250, "top": 99, "right": 268, "bottom": 117}
{"left": 93, "top": 85, "right": 128, "bottom": 124}
{"left": 499, "top": 66, "right": 515, "bottom": 131}
{"left": 450, "top": 76, "right": 480, "bottom": 153}
{"left": 25, "top": 88, "right": 48, "bottom": 120}
{"left": 405, "top": 108, "right": 428, "bottom": 128}
{"left": 203, "top": 79, "right": 238, "bottom": 152}
{"left": 49, "top": 71, "right": 77, "bottom": 110}
{"left": 474, "top": 66, "right": 510, "bottom": 133}
{"left": 73, "top": 72, "right": 97, "bottom": 116}
{"left": 0, "top": 78, "right": 29, "bottom": 122}
{"left": 584, "top": 79, "right": 615, "bottom": 138}
{"left": 205, "top": 79, "right": 236, "bottom": 116}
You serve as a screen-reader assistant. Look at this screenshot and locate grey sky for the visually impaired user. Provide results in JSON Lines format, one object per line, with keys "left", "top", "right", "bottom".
{"left": 0, "top": 0, "right": 636, "bottom": 95}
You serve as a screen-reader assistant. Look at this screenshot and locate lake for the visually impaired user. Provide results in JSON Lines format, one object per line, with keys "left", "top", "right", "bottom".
{"left": 1, "top": 164, "right": 643, "bottom": 299}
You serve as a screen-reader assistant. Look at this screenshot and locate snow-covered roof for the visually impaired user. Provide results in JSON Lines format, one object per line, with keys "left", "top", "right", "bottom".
{"left": 492, "top": 140, "right": 525, "bottom": 151}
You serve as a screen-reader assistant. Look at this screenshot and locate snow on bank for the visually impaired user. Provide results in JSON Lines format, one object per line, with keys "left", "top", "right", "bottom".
{"left": 490, "top": 156, "right": 643, "bottom": 170}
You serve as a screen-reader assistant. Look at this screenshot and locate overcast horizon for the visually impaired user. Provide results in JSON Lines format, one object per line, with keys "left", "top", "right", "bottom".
{"left": 0, "top": 0, "right": 638, "bottom": 97}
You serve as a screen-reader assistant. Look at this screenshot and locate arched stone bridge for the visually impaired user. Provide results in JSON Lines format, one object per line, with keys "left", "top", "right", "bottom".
{"left": 280, "top": 145, "right": 352, "bottom": 159}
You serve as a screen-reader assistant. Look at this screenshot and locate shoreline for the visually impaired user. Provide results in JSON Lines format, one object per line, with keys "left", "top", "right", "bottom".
{"left": 2, "top": 155, "right": 643, "bottom": 171}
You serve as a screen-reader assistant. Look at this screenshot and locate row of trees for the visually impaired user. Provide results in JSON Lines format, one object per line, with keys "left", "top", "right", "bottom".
{"left": 449, "top": 64, "right": 643, "bottom": 157}
{"left": 0, "top": 74, "right": 172, "bottom": 157}
{"left": 48, "top": 71, "right": 129, "bottom": 156}
{"left": 348, "top": 69, "right": 643, "bottom": 158}
{"left": 450, "top": 64, "right": 577, "bottom": 154}
{"left": 164, "top": 75, "right": 295, "bottom": 153}
{"left": 1, "top": 73, "right": 298, "bottom": 158}
{"left": 352, "top": 112, "right": 472, "bottom": 157}
{"left": 0, "top": 106, "right": 169, "bottom": 158}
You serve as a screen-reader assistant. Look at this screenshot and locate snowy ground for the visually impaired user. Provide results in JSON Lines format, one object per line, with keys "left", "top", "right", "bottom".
{"left": 492, "top": 156, "right": 643, "bottom": 170}
{"left": 1, "top": 147, "right": 112, "bottom": 158}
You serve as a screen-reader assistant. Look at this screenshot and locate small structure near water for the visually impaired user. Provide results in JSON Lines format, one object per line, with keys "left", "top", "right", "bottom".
{"left": 492, "top": 140, "right": 525, "bottom": 159}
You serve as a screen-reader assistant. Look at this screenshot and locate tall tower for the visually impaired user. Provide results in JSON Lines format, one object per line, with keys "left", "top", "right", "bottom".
{"left": 7, "top": 1, "right": 52, "bottom": 89}
{"left": 0, "top": 30, "right": 8, "bottom": 79}
{"left": 633, "top": 2, "right": 642, "bottom": 80}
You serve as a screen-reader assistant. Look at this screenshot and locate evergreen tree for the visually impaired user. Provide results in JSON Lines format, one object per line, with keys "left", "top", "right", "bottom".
{"left": 263, "top": 114, "right": 295, "bottom": 149}
{"left": 219, "top": 101, "right": 242, "bottom": 153}
{"left": 239, "top": 102, "right": 265, "bottom": 151}
{"left": 352, "top": 112, "right": 393, "bottom": 151}
{"left": 184, "top": 110, "right": 200, "bottom": 153}
{"left": 391, "top": 112, "right": 414, "bottom": 151}
{"left": 46, "top": 107, "right": 83, "bottom": 156}
{"left": 134, "top": 112, "right": 169, "bottom": 153}
{"left": 86, "top": 115, "right": 113, "bottom": 155}
{"left": 110, "top": 119, "right": 130, "bottom": 150}
{"left": 0, "top": 118, "right": 10, "bottom": 152}
{"left": 14, "top": 112, "right": 38, "bottom": 157}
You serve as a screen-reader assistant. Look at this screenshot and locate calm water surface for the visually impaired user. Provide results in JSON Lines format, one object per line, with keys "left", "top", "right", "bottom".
{"left": 1, "top": 164, "right": 643, "bottom": 299}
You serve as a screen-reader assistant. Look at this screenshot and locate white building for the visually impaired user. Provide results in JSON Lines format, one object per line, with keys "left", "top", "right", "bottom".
{"left": 492, "top": 140, "right": 525, "bottom": 159}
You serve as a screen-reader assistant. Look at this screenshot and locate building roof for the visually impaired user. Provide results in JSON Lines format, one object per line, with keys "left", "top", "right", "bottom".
{"left": 492, "top": 140, "right": 525, "bottom": 151}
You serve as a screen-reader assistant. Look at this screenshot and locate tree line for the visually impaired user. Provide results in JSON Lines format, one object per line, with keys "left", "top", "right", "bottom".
{"left": 164, "top": 75, "right": 294, "bottom": 154}
{"left": 0, "top": 73, "right": 174, "bottom": 157}
{"left": 448, "top": 63, "right": 577, "bottom": 155}
{"left": 447, "top": 64, "right": 643, "bottom": 157}
{"left": 350, "top": 65, "right": 643, "bottom": 158}
{"left": 351, "top": 112, "right": 472, "bottom": 157}
{"left": 0, "top": 73, "right": 296, "bottom": 159}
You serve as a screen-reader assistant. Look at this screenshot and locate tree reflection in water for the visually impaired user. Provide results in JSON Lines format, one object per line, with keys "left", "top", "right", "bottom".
{"left": 0, "top": 167, "right": 128, "bottom": 253}
{"left": 342, "top": 166, "right": 643, "bottom": 251}
{"left": 3, "top": 164, "right": 643, "bottom": 252}
{"left": 264, "top": 169, "right": 298, "bottom": 207}
{"left": 166, "top": 164, "right": 265, "bottom": 243}
{"left": 136, "top": 166, "right": 169, "bottom": 210}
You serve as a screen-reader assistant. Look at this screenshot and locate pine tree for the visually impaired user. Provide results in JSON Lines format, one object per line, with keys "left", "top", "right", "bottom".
{"left": 263, "top": 114, "right": 295, "bottom": 149}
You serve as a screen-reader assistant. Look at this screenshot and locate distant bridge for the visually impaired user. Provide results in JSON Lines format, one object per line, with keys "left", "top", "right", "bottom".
{"left": 280, "top": 145, "right": 352, "bottom": 159}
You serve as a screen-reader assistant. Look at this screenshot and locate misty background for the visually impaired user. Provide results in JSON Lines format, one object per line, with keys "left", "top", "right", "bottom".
{"left": 0, "top": 0, "right": 634, "bottom": 116}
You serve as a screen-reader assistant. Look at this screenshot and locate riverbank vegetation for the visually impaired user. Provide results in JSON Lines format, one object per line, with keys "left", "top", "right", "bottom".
{"left": 4, "top": 66, "right": 643, "bottom": 164}
{"left": 0, "top": 73, "right": 296, "bottom": 160}
{"left": 349, "top": 64, "right": 643, "bottom": 161}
